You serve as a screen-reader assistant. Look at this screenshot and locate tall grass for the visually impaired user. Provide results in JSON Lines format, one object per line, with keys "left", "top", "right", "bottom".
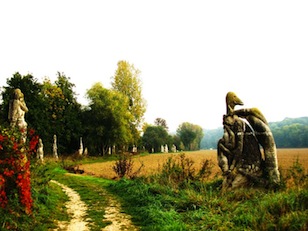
{"left": 109, "top": 155, "right": 308, "bottom": 230}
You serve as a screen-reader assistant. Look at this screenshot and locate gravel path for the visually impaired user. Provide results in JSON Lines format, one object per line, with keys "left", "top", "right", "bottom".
{"left": 51, "top": 180, "right": 90, "bottom": 231}
{"left": 51, "top": 179, "right": 138, "bottom": 231}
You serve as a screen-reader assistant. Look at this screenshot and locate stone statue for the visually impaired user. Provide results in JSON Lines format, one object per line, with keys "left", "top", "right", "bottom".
{"left": 8, "top": 88, "right": 28, "bottom": 141}
{"left": 37, "top": 138, "right": 44, "bottom": 163}
{"left": 79, "top": 137, "right": 83, "bottom": 155}
{"left": 218, "top": 92, "right": 280, "bottom": 190}
{"left": 172, "top": 144, "right": 177, "bottom": 153}
{"left": 164, "top": 144, "right": 168, "bottom": 153}
{"left": 53, "top": 134, "right": 58, "bottom": 159}
{"left": 84, "top": 147, "right": 88, "bottom": 156}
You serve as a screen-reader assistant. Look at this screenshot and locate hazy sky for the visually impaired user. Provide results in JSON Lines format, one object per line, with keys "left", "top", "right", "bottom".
{"left": 1, "top": 1, "right": 307, "bottom": 131}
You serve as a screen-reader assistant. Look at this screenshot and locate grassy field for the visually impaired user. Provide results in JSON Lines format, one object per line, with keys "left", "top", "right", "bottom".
{"left": 1, "top": 149, "right": 307, "bottom": 230}
{"left": 81, "top": 148, "right": 308, "bottom": 179}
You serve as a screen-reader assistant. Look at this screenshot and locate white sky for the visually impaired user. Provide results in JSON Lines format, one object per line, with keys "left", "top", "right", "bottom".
{"left": 1, "top": 1, "right": 307, "bottom": 132}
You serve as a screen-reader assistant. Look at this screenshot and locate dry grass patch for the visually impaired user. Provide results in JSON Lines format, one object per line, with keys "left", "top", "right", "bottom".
{"left": 80, "top": 149, "right": 308, "bottom": 179}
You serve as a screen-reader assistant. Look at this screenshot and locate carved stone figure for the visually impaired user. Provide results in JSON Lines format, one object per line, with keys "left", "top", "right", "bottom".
{"left": 218, "top": 92, "right": 280, "bottom": 190}
{"left": 53, "top": 135, "right": 58, "bottom": 159}
{"left": 164, "top": 144, "right": 168, "bottom": 153}
{"left": 8, "top": 88, "right": 28, "bottom": 141}
{"left": 84, "top": 147, "right": 88, "bottom": 156}
{"left": 79, "top": 137, "right": 83, "bottom": 155}
{"left": 132, "top": 145, "right": 137, "bottom": 153}
{"left": 172, "top": 144, "right": 177, "bottom": 153}
{"left": 37, "top": 138, "right": 44, "bottom": 163}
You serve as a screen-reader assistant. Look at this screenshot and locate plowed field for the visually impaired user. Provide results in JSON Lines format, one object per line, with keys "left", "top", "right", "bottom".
{"left": 81, "top": 149, "right": 308, "bottom": 179}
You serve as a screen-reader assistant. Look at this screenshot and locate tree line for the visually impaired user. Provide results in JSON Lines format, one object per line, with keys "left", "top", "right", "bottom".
{"left": 201, "top": 117, "right": 308, "bottom": 149}
{"left": 0, "top": 61, "right": 204, "bottom": 156}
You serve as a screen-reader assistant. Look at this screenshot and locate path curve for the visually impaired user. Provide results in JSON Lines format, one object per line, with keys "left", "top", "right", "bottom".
{"left": 51, "top": 180, "right": 90, "bottom": 231}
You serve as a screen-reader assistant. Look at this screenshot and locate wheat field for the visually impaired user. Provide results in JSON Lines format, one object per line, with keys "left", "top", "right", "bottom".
{"left": 81, "top": 149, "right": 308, "bottom": 179}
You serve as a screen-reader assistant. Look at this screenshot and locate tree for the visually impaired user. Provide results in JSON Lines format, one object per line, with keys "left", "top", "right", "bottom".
{"left": 177, "top": 122, "right": 203, "bottom": 151}
{"left": 142, "top": 125, "right": 169, "bottom": 153}
{"left": 54, "top": 73, "right": 83, "bottom": 153}
{"left": 111, "top": 60, "right": 146, "bottom": 145}
{"left": 154, "top": 118, "right": 169, "bottom": 131}
{"left": 84, "top": 83, "right": 132, "bottom": 155}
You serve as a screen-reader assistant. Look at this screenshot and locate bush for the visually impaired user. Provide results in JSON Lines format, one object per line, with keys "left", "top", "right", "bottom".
{"left": 112, "top": 153, "right": 144, "bottom": 179}
{"left": 159, "top": 153, "right": 213, "bottom": 187}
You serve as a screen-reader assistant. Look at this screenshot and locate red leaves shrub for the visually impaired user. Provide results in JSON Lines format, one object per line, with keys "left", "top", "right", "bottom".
{"left": 0, "top": 127, "right": 39, "bottom": 214}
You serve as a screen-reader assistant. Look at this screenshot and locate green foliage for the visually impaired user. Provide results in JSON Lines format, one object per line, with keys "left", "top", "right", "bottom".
{"left": 0, "top": 72, "right": 83, "bottom": 154}
{"left": 85, "top": 83, "right": 133, "bottom": 155}
{"left": 201, "top": 117, "right": 308, "bottom": 149}
{"left": 154, "top": 118, "right": 169, "bottom": 130}
{"left": 111, "top": 60, "right": 146, "bottom": 144}
{"left": 270, "top": 117, "right": 308, "bottom": 148}
{"left": 177, "top": 122, "right": 203, "bottom": 151}
{"left": 142, "top": 125, "right": 170, "bottom": 152}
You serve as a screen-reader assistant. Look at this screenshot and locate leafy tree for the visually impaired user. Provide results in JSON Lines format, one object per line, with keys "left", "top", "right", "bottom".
{"left": 154, "top": 118, "right": 168, "bottom": 131}
{"left": 84, "top": 83, "right": 132, "bottom": 155}
{"left": 0, "top": 72, "right": 83, "bottom": 154}
{"left": 111, "top": 60, "right": 146, "bottom": 146}
{"left": 177, "top": 122, "right": 203, "bottom": 151}
{"left": 54, "top": 73, "right": 83, "bottom": 153}
{"left": 142, "top": 125, "right": 169, "bottom": 153}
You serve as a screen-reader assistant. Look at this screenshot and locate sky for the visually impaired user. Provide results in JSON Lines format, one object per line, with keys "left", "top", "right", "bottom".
{"left": 1, "top": 1, "right": 307, "bottom": 132}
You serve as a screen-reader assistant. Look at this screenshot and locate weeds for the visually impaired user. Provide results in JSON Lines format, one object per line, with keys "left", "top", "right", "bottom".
{"left": 285, "top": 158, "right": 308, "bottom": 189}
{"left": 112, "top": 153, "right": 144, "bottom": 179}
{"left": 158, "top": 153, "right": 213, "bottom": 188}
{"left": 109, "top": 155, "right": 308, "bottom": 230}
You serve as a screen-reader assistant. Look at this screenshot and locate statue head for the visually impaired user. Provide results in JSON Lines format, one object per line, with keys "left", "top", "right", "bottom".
{"left": 226, "top": 92, "right": 244, "bottom": 111}
{"left": 12, "top": 88, "right": 22, "bottom": 100}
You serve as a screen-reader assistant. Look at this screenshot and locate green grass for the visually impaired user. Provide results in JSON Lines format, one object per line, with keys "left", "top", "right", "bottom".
{"left": 108, "top": 164, "right": 308, "bottom": 231}
{"left": 1, "top": 156, "right": 307, "bottom": 230}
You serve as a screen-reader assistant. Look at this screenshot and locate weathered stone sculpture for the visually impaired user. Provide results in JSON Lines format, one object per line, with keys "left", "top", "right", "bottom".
{"left": 79, "top": 137, "right": 83, "bottom": 155}
{"left": 37, "top": 138, "right": 44, "bottom": 163}
{"left": 8, "top": 88, "right": 28, "bottom": 141}
{"left": 53, "top": 134, "right": 59, "bottom": 159}
{"left": 218, "top": 92, "right": 280, "bottom": 190}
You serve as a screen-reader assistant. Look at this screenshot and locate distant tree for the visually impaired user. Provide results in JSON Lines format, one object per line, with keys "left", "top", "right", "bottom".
{"left": 84, "top": 83, "right": 132, "bottom": 155}
{"left": 177, "top": 122, "right": 203, "bottom": 151}
{"left": 142, "top": 125, "right": 169, "bottom": 153}
{"left": 40, "top": 73, "right": 82, "bottom": 154}
{"left": 54, "top": 73, "right": 83, "bottom": 153}
{"left": 111, "top": 60, "right": 146, "bottom": 146}
{"left": 154, "top": 118, "right": 168, "bottom": 130}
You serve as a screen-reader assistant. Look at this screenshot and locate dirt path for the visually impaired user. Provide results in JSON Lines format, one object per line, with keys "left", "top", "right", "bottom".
{"left": 102, "top": 195, "right": 139, "bottom": 231}
{"left": 51, "top": 180, "right": 90, "bottom": 231}
{"left": 51, "top": 180, "right": 138, "bottom": 231}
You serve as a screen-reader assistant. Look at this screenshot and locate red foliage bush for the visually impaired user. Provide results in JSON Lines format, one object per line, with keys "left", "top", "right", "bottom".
{"left": 0, "top": 127, "right": 38, "bottom": 214}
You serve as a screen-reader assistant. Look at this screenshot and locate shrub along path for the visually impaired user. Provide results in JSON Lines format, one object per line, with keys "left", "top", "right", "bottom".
{"left": 52, "top": 172, "right": 138, "bottom": 231}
